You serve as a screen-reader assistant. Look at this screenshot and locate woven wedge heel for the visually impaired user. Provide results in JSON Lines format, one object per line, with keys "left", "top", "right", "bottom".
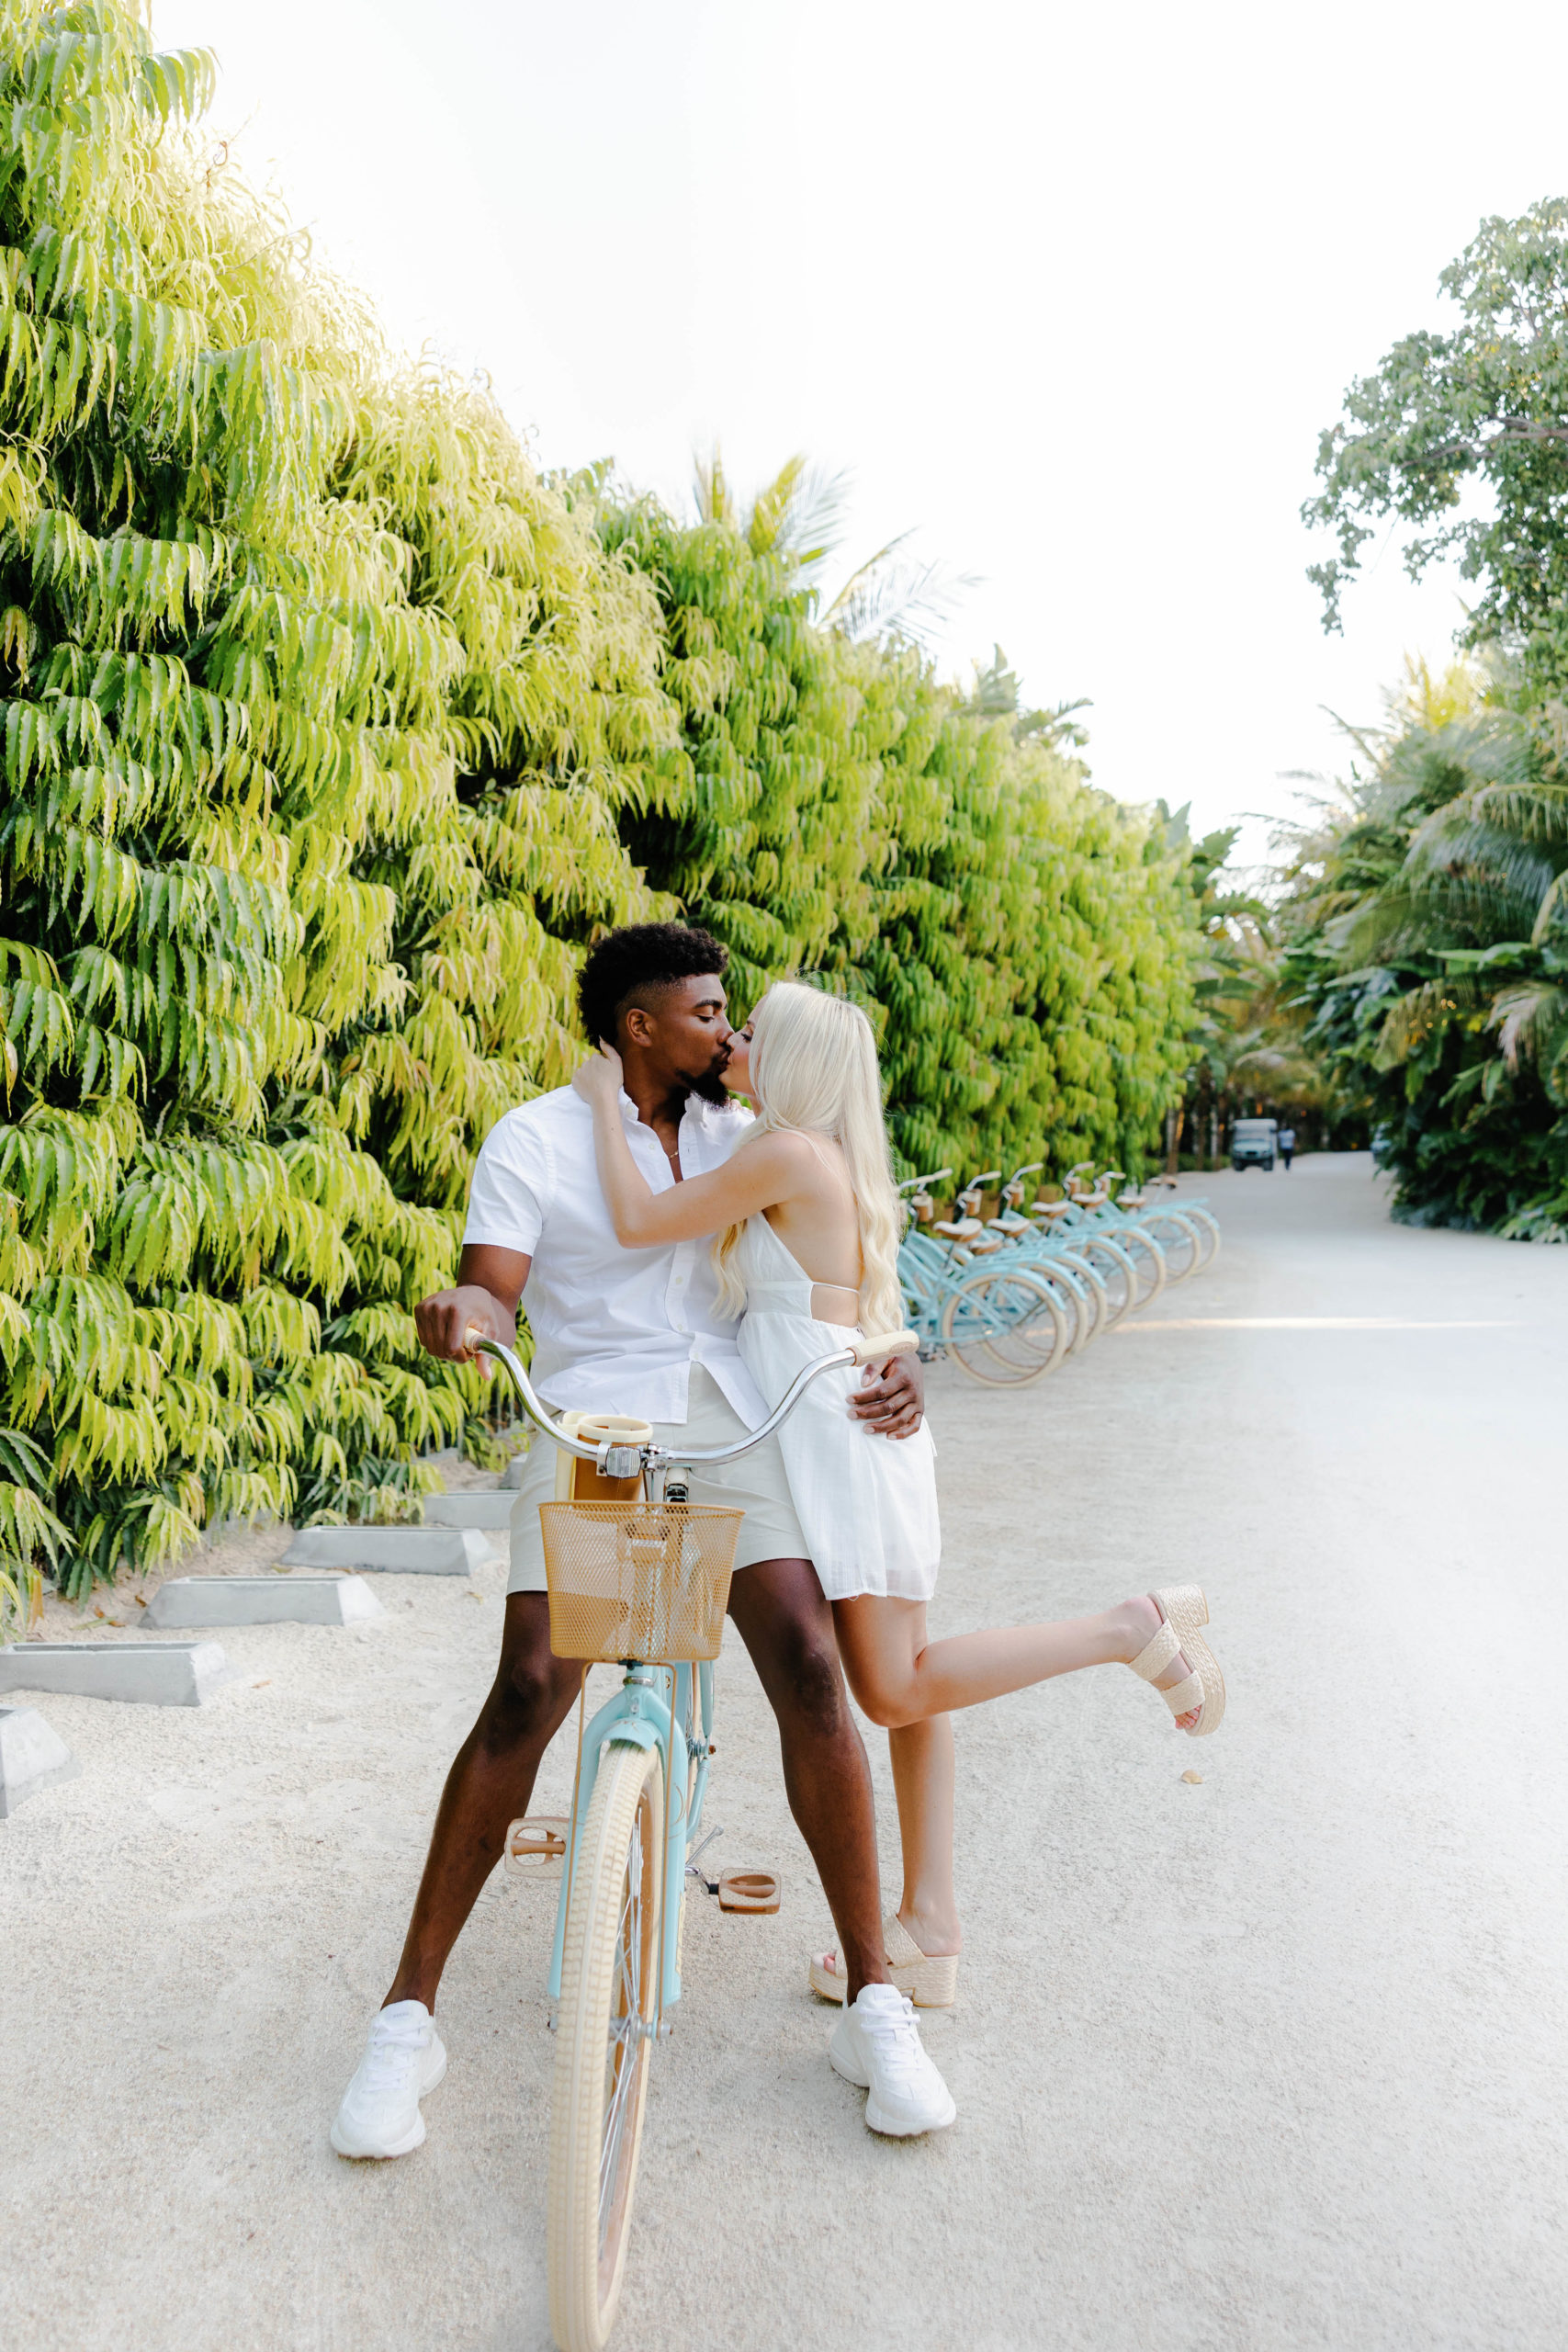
{"left": 1131, "top": 1585, "right": 1226, "bottom": 1736}
{"left": 809, "top": 1912, "right": 960, "bottom": 2007}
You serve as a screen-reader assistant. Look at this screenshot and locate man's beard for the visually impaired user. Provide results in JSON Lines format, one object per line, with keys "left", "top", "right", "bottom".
{"left": 689, "top": 1059, "right": 733, "bottom": 1108}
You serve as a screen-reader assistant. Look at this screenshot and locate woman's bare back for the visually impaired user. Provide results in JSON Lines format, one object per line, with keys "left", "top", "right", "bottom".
{"left": 762, "top": 1129, "right": 863, "bottom": 1296}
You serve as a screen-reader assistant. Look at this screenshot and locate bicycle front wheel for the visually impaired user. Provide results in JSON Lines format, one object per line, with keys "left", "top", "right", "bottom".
{"left": 939, "top": 1265, "right": 1064, "bottom": 1384}
{"left": 994, "top": 1263, "right": 1081, "bottom": 1370}
{"left": 547, "top": 1737, "right": 664, "bottom": 2352}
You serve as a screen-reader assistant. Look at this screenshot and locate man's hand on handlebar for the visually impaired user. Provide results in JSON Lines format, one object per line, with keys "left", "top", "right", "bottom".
{"left": 851, "top": 1348, "right": 924, "bottom": 1440}
{"left": 413, "top": 1284, "right": 517, "bottom": 1367}
{"left": 415, "top": 1246, "right": 530, "bottom": 1367}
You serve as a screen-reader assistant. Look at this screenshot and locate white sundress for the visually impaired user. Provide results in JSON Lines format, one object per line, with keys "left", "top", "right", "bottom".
{"left": 733, "top": 1213, "right": 941, "bottom": 1602}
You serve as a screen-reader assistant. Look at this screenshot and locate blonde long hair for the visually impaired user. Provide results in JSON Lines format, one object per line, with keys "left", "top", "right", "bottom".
{"left": 713, "top": 981, "right": 903, "bottom": 1335}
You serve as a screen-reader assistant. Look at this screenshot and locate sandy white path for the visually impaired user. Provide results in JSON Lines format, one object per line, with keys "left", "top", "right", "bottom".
{"left": 4, "top": 1154, "right": 1567, "bottom": 2350}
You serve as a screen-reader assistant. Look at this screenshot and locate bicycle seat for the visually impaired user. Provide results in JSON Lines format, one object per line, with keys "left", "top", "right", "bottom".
{"left": 931, "top": 1217, "right": 984, "bottom": 1239}
{"left": 1032, "top": 1200, "right": 1073, "bottom": 1221}
{"left": 987, "top": 1213, "right": 1030, "bottom": 1233}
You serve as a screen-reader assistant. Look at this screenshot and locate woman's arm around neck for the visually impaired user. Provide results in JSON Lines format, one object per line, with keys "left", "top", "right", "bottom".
{"left": 572, "top": 1047, "right": 812, "bottom": 1245}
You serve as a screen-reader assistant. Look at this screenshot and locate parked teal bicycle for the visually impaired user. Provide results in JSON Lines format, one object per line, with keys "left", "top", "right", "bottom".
{"left": 1050, "top": 1163, "right": 1220, "bottom": 1286}
{"left": 468, "top": 1321, "right": 918, "bottom": 2352}
{"left": 897, "top": 1169, "right": 1070, "bottom": 1383}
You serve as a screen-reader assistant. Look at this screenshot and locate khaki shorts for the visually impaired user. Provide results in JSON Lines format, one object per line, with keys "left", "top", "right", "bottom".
{"left": 506, "top": 1363, "right": 809, "bottom": 1595}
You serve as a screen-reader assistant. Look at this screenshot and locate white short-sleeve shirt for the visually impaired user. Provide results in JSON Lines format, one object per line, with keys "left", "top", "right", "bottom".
{"left": 462, "top": 1086, "right": 767, "bottom": 1428}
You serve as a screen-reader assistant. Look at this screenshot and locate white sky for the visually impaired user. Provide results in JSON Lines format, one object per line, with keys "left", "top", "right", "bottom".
{"left": 155, "top": 0, "right": 1568, "bottom": 866}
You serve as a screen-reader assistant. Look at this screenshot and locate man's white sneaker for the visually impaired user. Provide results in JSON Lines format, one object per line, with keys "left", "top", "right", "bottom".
{"left": 829, "top": 1984, "right": 956, "bottom": 2135}
{"left": 331, "top": 1999, "right": 447, "bottom": 2158}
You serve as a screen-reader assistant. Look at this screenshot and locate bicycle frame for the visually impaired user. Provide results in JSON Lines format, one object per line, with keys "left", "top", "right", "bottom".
{"left": 467, "top": 1326, "right": 908, "bottom": 2027}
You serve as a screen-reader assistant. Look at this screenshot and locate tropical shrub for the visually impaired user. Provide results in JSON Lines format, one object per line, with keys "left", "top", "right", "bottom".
{"left": 1277, "top": 662, "right": 1568, "bottom": 1234}
{"left": 1302, "top": 198, "right": 1568, "bottom": 1233}
{"left": 0, "top": 0, "right": 1207, "bottom": 1617}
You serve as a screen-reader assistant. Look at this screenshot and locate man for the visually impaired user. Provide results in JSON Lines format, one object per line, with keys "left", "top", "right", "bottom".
{"left": 332, "top": 922, "right": 954, "bottom": 2153}
{"left": 1278, "top": 1124, "right": 1296, "bottom": 1171}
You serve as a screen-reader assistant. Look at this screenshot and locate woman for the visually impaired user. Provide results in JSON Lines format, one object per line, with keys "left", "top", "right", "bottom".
{"left": 572, "top": 980, "right": 1225, "bottom": 2007}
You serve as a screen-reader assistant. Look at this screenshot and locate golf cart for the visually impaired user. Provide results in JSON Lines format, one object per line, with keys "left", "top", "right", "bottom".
{"left": 1231, "top": 1117, "right": 1277, "bottom": 1171}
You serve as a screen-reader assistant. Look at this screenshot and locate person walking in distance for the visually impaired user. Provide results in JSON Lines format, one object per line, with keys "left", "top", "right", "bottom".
{"left": 1278, "top": 1124, "right": 1296, "bottom": 1170}
{"left": 330, "top": 923, "right": 955, "bottom": 2158}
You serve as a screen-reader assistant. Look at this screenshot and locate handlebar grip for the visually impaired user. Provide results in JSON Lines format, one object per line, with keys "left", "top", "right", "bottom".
{"left": 849, "top": 1329, "right": 919, "bottom": 1364}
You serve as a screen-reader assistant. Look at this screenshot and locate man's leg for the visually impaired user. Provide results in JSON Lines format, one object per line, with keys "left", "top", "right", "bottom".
{"left": 383, "top": 1592, "right": 583, "bottom": 2010}
{"left": 725, "top": 1557, "right": 888, "bottom": 2005}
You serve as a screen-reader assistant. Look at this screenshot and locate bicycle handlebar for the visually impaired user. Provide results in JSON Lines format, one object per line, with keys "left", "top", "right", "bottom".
{"left": 463, "top": 1325, "right": 919, "bottom": 1476}
{"left": 897, "top": 1168, "right": 953, "bottom": 1194}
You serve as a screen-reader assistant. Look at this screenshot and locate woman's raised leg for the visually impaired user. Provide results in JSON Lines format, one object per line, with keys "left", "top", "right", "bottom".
{"left": 834, "top": 1593, "right": 1201, "bottom": 1732}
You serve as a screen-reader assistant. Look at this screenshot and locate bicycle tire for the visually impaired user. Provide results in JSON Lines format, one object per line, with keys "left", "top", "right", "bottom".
{"left": 1181, "top": 1206, "right": 1222, "bottom": 1270}
{"left": 938, "top": 1266, "right": 1063, "bottom": 1384}
{"left": 1137, "top": 1212, "right": 1200, "bottom": 1283}
{"left": 1114, "top": 1227, "right": 1168, "bottom": 1306}
{"left": 547, "top": 1738, "right": 664, "bottom": 2352}
{"left": 1070, "top": 1235, "right": 1138, "bottom": 1325}
{"left": 1005, "top": 1264, "right": 1086, "bottom": 1363}
{"left": 981, "top": 1280, "right": 1072, "bottom": 1375}
{"left": 1055, "top": 1249, "right": 1110, "bottom": 1343}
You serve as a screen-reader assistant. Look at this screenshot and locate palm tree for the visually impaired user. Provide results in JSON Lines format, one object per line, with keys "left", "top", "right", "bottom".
{"left": 1279, "top": 658, "right": 1568, "bottom": 1232}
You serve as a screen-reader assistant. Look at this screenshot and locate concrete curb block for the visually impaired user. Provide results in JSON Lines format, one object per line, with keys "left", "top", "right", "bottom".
{"left": 0, "top": 1705, "right": 81, "bottom": 1817}
{"left": 422, "top": 1493, "right": 514, "bottom": 1531}
{"left": 0, "top": 1642, "right": 235, "bottom": 1706}
{"left": 146, "top": 1575, "right": 386, "bottom": 1628}
{"left": 279, "top": 1527, "right": 495, "bottom": 1576}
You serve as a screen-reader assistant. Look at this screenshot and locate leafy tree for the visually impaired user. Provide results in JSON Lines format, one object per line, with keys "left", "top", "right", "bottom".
{"left": 1304, "top": 198, "right": 1568, "bottom": 694}
{"left": 1301, "top": 202, "right": 1568, "bottom": 1224}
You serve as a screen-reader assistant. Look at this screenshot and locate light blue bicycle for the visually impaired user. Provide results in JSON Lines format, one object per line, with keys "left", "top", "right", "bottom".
{"left": 897, "top": 1169, "right": 1071, "bottom": 1383}
{"left": 468, "top": 1321, "right": 917, "bottom": 2352}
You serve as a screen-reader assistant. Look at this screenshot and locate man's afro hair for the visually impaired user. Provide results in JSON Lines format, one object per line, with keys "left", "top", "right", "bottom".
{"left": 577, "top": 922, "right": 729, "bottom": 1048}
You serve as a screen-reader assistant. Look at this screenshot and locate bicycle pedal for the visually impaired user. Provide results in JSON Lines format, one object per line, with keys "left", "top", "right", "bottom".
{"left": 717, "top": 1870, "right": 780, "bottom": 1914}
{"left": 505, "top": 1814, "right": 570, "bottom": 1875}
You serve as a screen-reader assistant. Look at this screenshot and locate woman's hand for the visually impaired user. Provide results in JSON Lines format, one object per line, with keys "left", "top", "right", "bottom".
{"left": 572, "top": 1043, "right": 625, "bottom": 1109}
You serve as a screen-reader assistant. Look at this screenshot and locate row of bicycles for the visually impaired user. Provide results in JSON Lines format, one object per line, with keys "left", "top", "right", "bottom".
{"left": 898, "top": 1160, "right": 1221, "bottom": 1385}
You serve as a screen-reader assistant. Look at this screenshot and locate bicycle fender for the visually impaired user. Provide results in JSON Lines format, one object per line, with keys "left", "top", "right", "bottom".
{"left": 606, "top": 1718, "right": 661, "bottom": 1755}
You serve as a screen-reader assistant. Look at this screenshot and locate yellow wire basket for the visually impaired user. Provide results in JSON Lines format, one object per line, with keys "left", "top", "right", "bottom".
{"left": 538, "top": 1499, "right": 743, "bottom": 1662}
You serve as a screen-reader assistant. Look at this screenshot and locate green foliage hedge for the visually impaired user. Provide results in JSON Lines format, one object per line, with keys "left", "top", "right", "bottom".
{"left": 0, "top": 0, "right": 1204, "bottom": 1610}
